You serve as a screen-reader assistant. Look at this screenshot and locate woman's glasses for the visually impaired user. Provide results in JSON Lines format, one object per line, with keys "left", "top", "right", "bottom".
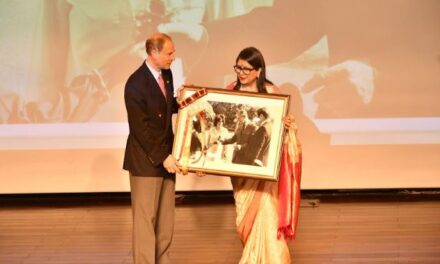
{"left": 233, "top": 65, "right": 254, "bottom": 75}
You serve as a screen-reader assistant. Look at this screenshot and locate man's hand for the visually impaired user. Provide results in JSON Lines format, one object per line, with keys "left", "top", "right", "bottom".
{"left": 158, "top": 23, "right": 206, "bottom": 42}
{"left": 302, "top": 60, "right": 375, "bottom": 118}
{"left": 163, "top": 154, "right": 181, "bottom": 174}
{"left": 195, "top": 171, "right": 206, "bottom": 177}
{"left": 176, "top": 85, "right": 185, "bottom": 101}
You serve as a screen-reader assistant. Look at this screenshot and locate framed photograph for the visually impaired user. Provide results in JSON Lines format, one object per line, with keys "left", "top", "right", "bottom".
{"left": 172, "top": 86, "right": 290, "bottom": 181}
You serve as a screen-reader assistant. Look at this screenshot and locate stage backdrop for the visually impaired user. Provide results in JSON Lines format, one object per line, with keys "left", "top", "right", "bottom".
{"left": 1, "top": 0, "right": 439, "bottom": 193}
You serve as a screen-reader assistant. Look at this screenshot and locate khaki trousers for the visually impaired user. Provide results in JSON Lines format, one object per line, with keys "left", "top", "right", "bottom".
{"left": 130, "top": 174, "right": 175, "bottom": 264}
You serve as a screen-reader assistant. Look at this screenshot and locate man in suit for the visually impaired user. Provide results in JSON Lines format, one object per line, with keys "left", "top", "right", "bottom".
{"left": 248, "top": 108, "right": 272, "bottom": 167}
{"left": 123, "top": 32, "right": 181, "bottom": 264}
{"left": 221, "top": 109, "right": 256, "bottom": 165}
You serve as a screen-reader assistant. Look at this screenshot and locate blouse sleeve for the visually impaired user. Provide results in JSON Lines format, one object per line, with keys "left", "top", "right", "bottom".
{"left": 226, "top": 81, "right": 237, "bottom": 90}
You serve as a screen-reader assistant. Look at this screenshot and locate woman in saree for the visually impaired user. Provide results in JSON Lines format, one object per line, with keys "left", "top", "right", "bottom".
{"left": 226, "top": 47, "right": 300, "bottom": 264}
{"left": 204, "top": 114, "right": 229, "bottom": 161}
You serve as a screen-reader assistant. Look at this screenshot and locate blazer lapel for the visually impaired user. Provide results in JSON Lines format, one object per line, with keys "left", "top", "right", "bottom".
{"left": 162, "top": 71, "right": 174, "bottom": 135}
{"left": 143, "top": 63, "right": 168, "bottom": 103}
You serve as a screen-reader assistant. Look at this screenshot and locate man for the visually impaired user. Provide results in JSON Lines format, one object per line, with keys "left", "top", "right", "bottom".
{"left": 248, "top": 108, "right": 272, "bottom": 167}
{"left": 123, "top": 32, "right": 181, "bottom": 264}
{"left": 221, "top": 109, "right": 256, "bottom": 165}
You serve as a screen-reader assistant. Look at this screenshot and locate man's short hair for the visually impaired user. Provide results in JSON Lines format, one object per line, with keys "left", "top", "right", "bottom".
{"left": 145, "top": 33, "right": 172, "bottom": 55}
{"left": 237, "top": 110, "right": 248, "bottom": 119}
{"left": 257, "top": 108, "right": 269, "bottom": 119}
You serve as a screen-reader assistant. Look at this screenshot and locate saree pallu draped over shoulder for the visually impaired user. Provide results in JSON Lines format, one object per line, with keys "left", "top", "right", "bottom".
{"left": 232, "top": 128, "right": 302, "bottom": 264}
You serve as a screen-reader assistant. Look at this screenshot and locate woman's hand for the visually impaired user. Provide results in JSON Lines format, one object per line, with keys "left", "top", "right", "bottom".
{"left": 283, "top": 115, "right": 298, "bottom": 134}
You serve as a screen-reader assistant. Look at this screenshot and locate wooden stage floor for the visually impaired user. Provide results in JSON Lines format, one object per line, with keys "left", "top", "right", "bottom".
{"left": 1, "top": 191, "right": 439, "bottom": 264}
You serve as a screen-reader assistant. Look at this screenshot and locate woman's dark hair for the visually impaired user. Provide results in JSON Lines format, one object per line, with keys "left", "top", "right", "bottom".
{"left": 233, "top": 47, "right": 273, "bottom": 93}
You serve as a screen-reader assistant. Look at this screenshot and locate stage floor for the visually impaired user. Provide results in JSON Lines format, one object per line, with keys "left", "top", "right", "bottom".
{"left": 1, "top": 191, "right": 439, "bottom": 263}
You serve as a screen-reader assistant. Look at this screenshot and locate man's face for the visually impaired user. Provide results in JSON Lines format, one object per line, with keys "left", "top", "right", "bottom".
{"left": 238, "top": 114, "right": 246, "bottom": 123}
{"left": 257, "top": 114, "right": 266, "bottom": 125}
{"left": 152, "top": 39, "right": 176, "bottom": 70}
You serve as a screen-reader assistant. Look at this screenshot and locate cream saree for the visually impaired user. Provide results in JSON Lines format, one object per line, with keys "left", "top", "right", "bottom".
{"left": 231, "top": 127, "right": 301, "bottom": 264}
{"left": 231, "top": 178, "right": 291, "bottom": 264}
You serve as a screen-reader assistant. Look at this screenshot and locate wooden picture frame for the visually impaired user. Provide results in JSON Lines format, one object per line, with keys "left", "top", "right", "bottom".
{"left": 172, "top": 86, "right": 290, "bottom": 181}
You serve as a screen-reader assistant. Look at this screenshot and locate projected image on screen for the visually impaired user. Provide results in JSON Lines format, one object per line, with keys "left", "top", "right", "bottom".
{"left": 0, "top": 0, "right": 439, "bottom": 192}
{"left": 0, "top": 1, "right": 273, "bottom": 124}
{"left": 1, "top": 0, "right": 438, "bottom": 136}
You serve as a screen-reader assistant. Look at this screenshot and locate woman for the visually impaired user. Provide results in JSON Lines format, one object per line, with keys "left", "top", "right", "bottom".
{"left": 227, "top": 47, "right": 299, "bottom": 264}
{"left": 204, "top": 114, "right": 229, "bottom": 161}
{"left": 207, "top": 114, "right": 229, "bottom": 145}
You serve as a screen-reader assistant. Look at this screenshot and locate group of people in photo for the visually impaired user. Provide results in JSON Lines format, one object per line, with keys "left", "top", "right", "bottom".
{"left": 189, "top": 105, "right": 273, "bottom": 167}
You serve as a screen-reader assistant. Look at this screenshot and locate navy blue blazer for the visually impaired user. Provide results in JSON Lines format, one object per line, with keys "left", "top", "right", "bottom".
{"left": 123, "top": 62, "right": 178, "bottom": 177}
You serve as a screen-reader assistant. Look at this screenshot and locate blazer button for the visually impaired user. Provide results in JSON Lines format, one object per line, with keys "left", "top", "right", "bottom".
{"left": 158, "top": 113, "right": 162, "bottom": 118}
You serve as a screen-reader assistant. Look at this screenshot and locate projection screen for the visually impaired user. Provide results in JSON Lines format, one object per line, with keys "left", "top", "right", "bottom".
{"left": 0, "top": 0, "right": 439, "bottom": 193}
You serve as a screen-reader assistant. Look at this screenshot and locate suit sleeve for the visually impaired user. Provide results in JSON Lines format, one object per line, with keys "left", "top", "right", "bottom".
{"left": 222, "top": 133, "right": 237, "bottom": 145}
{"left": 167, "top": 70, "right": 179, "bottom": 114}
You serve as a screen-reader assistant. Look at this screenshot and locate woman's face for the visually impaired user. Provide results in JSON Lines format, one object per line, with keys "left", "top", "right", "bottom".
{"left": 235, "top": 59, "right": 260, "bottom": 86}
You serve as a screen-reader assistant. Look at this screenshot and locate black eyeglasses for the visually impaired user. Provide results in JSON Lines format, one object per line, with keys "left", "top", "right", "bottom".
{"left": 233, "top": 65, "right": 254, "bottom": 75}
